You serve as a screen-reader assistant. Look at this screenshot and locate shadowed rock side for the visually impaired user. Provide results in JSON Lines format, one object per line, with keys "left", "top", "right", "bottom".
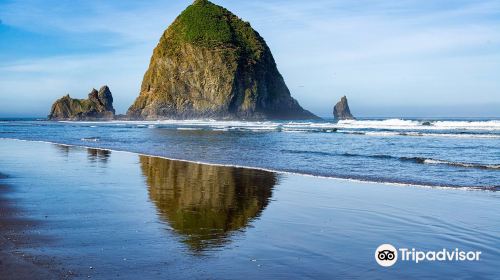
{"left": 333, "top": 96, "right": 355, "bottom": 120}
{"left": 48, "top": 86, "right": 115, "bottom": 120}
{"left": 139, "top": 155, "right": 277, "bottom": 252}
{"left": 127, "top": 0, "right": 317, "bottom": 120}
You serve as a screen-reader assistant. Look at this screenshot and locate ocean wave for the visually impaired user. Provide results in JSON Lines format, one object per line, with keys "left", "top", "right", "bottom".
{"left": 364, "top": 131, "right": 400, "bottom": 136}
{"left": 432, "top": 120, "right": 500, "bottom": 129}
{"left": 2, "top": 137, "right": 498, "bottom": 191}
{"left": 416, "top": 158, "right": 500, "bottom": 170}
{"left": 379, "top": 155, "right": 500, "bottom": 170}
{"left": 337, "top": 119, "right": 500, "bottom": 131}
{"left": 281, "top": 149, "right": 337, "bottom": 157}
{"left": 338, "top": 130, "right": 500, "bottom": 138}
{"left": 177, "top": 127, "right": 203, "bottom": 131}
{"left": 81, "top": 137, "right": 100, "bottom": 142}
{"left": 55, "top": 119, "right": 500, "bottom": 135}
{"left": 398, "top": 132, "right": 500, "bottom": 139}
{"left": 281, "top": 149, "right": 500, "bottom": 170}
{"left": 359, "top": 154, "right": 500, "bottom": 170}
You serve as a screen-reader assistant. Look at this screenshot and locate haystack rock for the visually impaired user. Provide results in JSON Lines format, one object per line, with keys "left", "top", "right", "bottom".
{"left": 127, "top": 0, "right": 317, "bottom": 120}
{"left": 48, "top": 86, "right": 115, "bottom": 120}
{"left": 333, "top": 96, "right": 355, "bottom": 120}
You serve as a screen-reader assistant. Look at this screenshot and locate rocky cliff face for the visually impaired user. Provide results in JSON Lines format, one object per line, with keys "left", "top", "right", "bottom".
{"left": 48, "top": 86, "right": 115, "bottom": 120}
{"left": 127, "top": 0, "right": 317, "bottom": 120}
{"left": 333, "top": 96, "right": 355, "bottom": 120}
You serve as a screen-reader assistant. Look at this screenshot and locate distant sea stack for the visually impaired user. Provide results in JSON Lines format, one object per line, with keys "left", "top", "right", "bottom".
{"left": 127, "top": 0, "right": 317, "bottom": 120}
{"left": 333, "top": 96, "right": 355, "bottom": 120}
{"left": 48, "top": 86, "right": 115, "bottom": 121}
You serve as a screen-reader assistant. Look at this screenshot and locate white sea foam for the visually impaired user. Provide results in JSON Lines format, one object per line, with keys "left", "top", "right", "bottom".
{"left": 432, "top": 120, "right": 500, "bottom": 129}
{"left": 177, "top": 127, "right": 202, "bottom": 131}
{"left": 337, "top": 130, "right": 500, "bottom": 139}
{"left": 56, "top": 119, "right": 500, "bottom": 135}
{"left": 364, "top": 131, "right": 401, "bottom": 136}
{"left": 422, "top": 159, "right": 500, "bottom": 169}
{"left": 402, "top": 132, "right": 500, "bottom": 139}
{"left": 81, "top": 137, "right": 100, "bottom": 142}
{"left": 337, "top": 119, "right": 500, "bottom": 131}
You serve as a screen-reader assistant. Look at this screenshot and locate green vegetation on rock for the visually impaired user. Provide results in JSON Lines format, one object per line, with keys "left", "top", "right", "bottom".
{"left": 165, "top": 0, "right": 264, "bottom": 59}
{"left": 127, "top": 0, "right": 317, "bottom": 120}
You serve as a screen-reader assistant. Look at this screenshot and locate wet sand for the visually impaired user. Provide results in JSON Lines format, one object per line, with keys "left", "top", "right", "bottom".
{"left": 0, "top": 236, "right": 62, "bottom": 280}
{"left": 0, "top": 180, "right": 68, "bottom": 280}
{"left": 0, "top": 139, "right": 499, "bottom": 279}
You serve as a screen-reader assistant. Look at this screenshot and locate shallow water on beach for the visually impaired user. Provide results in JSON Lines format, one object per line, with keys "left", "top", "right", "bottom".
{"left": 0, "top": 118, "right": 499, "bottom": 189}
{"left": 1, "top": 139, "right": 499, "bottom": 279}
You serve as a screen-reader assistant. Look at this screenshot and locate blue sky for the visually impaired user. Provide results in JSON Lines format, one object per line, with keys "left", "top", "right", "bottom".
{"left": 0, "top": 0, "right": 499, "bottom": 118}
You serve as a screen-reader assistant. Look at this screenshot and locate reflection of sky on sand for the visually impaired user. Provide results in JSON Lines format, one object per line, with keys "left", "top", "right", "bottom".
{"left": 50, "top": 142, "right": 277, "bottom": 253}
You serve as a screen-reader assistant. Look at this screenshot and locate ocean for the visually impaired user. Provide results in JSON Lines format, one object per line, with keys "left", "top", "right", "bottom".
{"left": 1, "top": 118, "right": 498, "bottom": 190}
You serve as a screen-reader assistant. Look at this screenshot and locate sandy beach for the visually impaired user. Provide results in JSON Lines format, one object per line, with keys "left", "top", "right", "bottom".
{"left": 0, "top": 178, "right": 67, "bottom": 280}
{"left": 0, "top": 138, "right": 499, "bottom": 279}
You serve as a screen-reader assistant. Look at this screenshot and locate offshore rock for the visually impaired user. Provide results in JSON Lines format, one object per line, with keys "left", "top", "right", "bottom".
{"left": 333, "top": 96, "right": 355, "bottom": 120}
{"left": 48, "top": 86, "right": 115, "bottom": 120}
{"left": 127, "top": 0, "right": 317, "bottom": 120}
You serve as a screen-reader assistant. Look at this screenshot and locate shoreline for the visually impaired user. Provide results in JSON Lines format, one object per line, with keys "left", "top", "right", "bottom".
{"left": 0, "top": 137, "right": 496, "bottom": 192}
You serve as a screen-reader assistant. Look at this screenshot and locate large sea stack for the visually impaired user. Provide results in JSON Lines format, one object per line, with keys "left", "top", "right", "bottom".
{"left": 48, "top": 86, "right": 115, "bottom": 120}
{"left": 127, "top": 0, "right": 317, "bottom": 120}
{"left": 333, "top": 96, "right": 355, "bottom": 120}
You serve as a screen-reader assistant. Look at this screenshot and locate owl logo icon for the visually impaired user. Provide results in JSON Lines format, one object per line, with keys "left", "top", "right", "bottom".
{"left": 375, "top": 244, "right": 398, "bottom": 267}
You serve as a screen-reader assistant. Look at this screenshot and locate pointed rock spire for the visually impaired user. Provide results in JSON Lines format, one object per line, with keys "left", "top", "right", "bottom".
{"left": 333, "top": 96, "right": 355, "bottom": 120}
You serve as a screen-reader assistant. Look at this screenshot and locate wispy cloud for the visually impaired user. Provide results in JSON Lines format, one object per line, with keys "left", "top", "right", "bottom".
{"left": 0, "top": 45, "right": 150, "bottom": 115}
{"left": 0, "top": 0, "right": 187, "bottom": 42}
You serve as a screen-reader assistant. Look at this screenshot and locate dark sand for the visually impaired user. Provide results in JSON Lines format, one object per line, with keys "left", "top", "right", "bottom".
{"left": 0, "top": 181, "right": 69, "bottom": 280}
{"left": 0, "top": 236, "right": 62, "bottom": 280}
{"left": 0, "top": 139, "right": 499, "bottom": 279}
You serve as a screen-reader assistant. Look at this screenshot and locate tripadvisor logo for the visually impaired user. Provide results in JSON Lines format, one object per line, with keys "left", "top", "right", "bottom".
{"left": 375, "top": 244, "right": 482, "bottom": 267}
{"left": 375, "top": 244, "right": 398, "bottom": 267}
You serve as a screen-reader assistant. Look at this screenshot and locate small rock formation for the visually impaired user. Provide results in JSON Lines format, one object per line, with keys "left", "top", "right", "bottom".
{"left": 48, "top": 86, "right": 115, "bottom": 120}
{"left": 127, "top": 0, "right": 317, "bottom": 120}
{"left": 333, "top": 96, "right": 355, "bottom": 120}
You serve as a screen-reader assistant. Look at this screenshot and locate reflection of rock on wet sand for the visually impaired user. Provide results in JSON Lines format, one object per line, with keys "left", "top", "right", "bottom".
{"left": 139, "top": 156, "right": 278, "bottom": 252}
{"left": 53, "top": 145, "right": 111, "bottom": 164}
{"left": 87, "top": 148, "right": 111, "bottom": 163}
{"left": 54, "top": 144, "right": 71, "bottom": 157}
